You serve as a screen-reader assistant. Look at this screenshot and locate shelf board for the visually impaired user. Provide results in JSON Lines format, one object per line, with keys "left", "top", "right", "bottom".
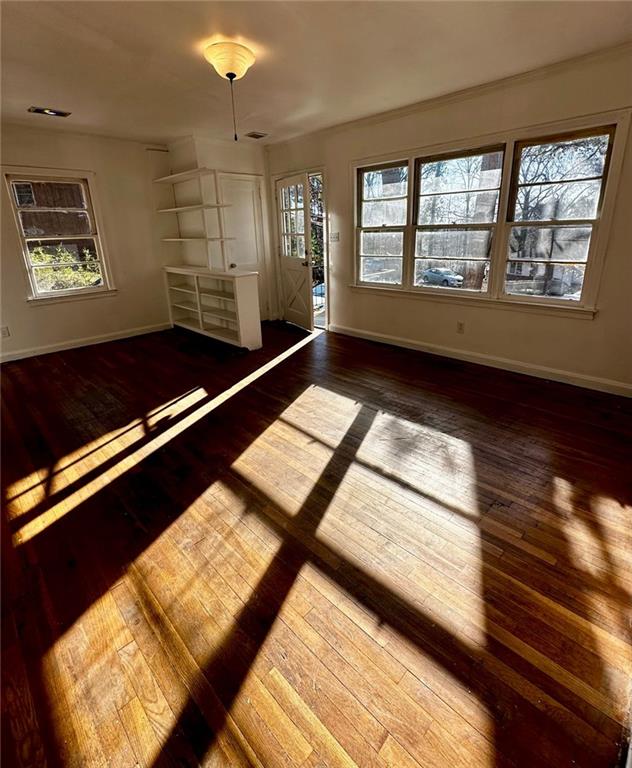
{"left": 202, "top": 323, "right": 239, "bottom": 342}
{"left": 174, "top": 319, "right": 239, "bottom": 345}
{"left": 200, "top": 288, "right": 236, "bottom": 302}
{"left": 168, "top": 284, "right": 196, "bottom": 295}
{"left": 171, "top": 300, "right": 199, "bottom": 313}
{"left": 153, "top": 167, "right": 215, "bottom": 184}
{"left": 157, "top": 203, "right": 231, "bottom": 214}
{"left": 201, "top": 306, "right": 237, "bottom": 322}
{"left": 164, "top": 265, "right": 258, "bottom": 278}
{"left": 162, "top": 237, "right": 236, "bottom": 242}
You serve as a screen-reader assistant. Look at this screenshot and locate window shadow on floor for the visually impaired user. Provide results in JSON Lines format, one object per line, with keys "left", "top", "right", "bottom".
{"left": 2, "top": 328, "right": 631, "bottom": 767}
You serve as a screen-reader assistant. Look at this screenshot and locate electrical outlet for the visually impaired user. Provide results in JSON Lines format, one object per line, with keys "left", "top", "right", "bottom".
{"left": 330, "top": 232, "right": 340, "bottom": 242}
{"left": 456, "top": 321, "right": 465, "bottom": 334}
{"left": 0, "top": 326, "right": 9, "bottom": 338}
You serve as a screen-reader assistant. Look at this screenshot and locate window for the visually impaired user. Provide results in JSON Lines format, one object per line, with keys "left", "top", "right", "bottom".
{"left": 6, "top": 174, "right": 110, "bottom": 298}
{"left": 279, "top": 181, "right": 307, "bottom": 259}
{"left": 414, "top": 147, "right": 504, "bottom": 292}
{"left": 355, "top": 120, "right": 619, "bottom": 310}
{"left": 357, "top": 163, "right": 408, "bottom": 285}
{"left": 505, "top": 128, "right": 614, "bottom": 302}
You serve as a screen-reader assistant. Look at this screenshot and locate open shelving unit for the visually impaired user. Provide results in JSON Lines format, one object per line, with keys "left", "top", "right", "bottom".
{"left": 153, "top": 166, "right": 236, "bottom": 270}
{"left": 155, "top": 166, "right": 263, "bottom": 350}
{"left": 165, "top": 265, "right": 261, "bottom": 350}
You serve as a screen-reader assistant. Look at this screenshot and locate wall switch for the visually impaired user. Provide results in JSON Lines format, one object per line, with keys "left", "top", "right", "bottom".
{"left": 456, "top": 321, "right": 465, "bottom": 334}
{"left": 330, "top": 232, "right": 340, "bottom": 242}
{"left": 0, "top": 326, "right": 9, "bottom": 338}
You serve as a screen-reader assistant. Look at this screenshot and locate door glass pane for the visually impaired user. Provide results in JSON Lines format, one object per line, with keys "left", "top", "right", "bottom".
{"left": 288, "top": 186, "right": 296, "bottom": 208}
{"left": 505, "top": 262, "right": 585, "bottom": 300}
{"left": 414, "top": 259, "right": 488, "bottom": 291}
{"left": 360, "top": 257, "right": 402, "bottom": 284}
{"left": 20, "top": 210, "right": 91, "bottom": 237}
{"left": 289, "top": 210, "right": 303, "bottom": 234}
{"left": 418, "top": 190, "right": 499, "bottom": 225}
{"left": 415, "top": 228, "right": 492, "bottom": 260}
{"left": 296, "top": 184, "right": 304, "bottom": 207}
{"left": 515, "top": 181, "right": 601, "bottom": 221}
{"left": 360, "top": 231, "right": 403, "bottom": 256}
{"left": 420, "top": 150, "right": 503, "bottom": 194}
{"left": 297, "top": 236, "right": 305, "bottom": 258}
{"left": 518, "top": 134, "right": 610, "bottom": 184}
{"left": 362, "top": 199, "right": 407, "bottom": 226}
{"left": 363, "top": 166, "right": 408, "bottom": 199}
{"left": 508, "top": 226, "right": 592, "bottom": 262}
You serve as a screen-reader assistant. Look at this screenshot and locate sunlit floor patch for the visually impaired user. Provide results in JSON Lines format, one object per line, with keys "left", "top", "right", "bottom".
{"left": 12, "top": 330, "right": 322, "bottom": 545}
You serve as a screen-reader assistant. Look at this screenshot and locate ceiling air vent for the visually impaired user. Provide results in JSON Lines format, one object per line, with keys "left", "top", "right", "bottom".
{"left": 28, "top": 106, "right": 71, "bottom": 117}
{"left": 245, "top": 131, "right": 268, "bottom": 140}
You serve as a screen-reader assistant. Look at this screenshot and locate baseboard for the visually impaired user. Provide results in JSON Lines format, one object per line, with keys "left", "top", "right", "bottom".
{"left": 0, "top": 322, "right": 172, "bottom": 363}
{"left": 329, "top": 324, "right": 632, "bottom": 397}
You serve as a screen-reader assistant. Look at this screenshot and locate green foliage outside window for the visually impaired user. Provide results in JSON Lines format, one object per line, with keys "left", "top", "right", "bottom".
{"left": 28, "top": 240, "right": 103, "bottom": 292}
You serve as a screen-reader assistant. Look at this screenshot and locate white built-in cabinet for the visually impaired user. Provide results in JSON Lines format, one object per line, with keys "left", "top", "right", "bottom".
{"left": 154, "top": 167, "right": 262, "bottom": 350}
{"left": 165, "top": 265, "right": 262, "bottom": 350}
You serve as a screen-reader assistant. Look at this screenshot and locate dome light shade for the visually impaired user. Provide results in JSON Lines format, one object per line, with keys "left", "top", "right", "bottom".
{"left": 204, "top": 42, "right": 255, "bottom": 80}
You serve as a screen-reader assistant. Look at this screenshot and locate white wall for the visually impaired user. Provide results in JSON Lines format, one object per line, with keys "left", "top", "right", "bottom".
{"left": 267, "top": 46, "right": 632, "bottom": 394}
{"left": 1, "top": 124, "right": 173, "bottom": 360}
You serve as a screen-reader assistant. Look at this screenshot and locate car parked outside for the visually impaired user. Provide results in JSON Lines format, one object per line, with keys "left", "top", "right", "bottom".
{"left": 422, "top": 267, "right": 464, "bottom": 287}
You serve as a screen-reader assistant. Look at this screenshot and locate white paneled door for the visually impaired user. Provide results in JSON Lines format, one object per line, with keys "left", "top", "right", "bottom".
{"left": 219, "top": 173, "right": 269, "bottom": 318}
{"left": 276, "top": 174, "right": 313, "bottom": 331}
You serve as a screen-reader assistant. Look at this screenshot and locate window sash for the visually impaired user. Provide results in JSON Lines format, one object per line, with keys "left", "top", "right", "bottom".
{"left": 506, "top": 126, "right": 615, "bottom": 224}
{"left": 502, "top": 127, "right": 614, "bottom": 303}
{"left": 357, "top": 162, "right": 410, "bottom": 286}
{"left": 6, "top": 174, "right": 110, "bottom": 298}
{"left": 408, "top": 145, "right": 504, "bottom": 294}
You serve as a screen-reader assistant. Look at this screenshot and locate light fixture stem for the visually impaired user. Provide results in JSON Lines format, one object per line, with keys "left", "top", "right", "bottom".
{"left": 228, "top": 75, "right": 238, "bottom": 142}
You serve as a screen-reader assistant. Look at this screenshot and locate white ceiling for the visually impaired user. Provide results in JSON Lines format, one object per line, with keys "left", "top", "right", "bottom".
{"left": 2, "top": 1, "right": 632, "bottom": 146}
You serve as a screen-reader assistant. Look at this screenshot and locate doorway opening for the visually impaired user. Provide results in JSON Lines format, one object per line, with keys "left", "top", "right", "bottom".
{"left": 275, "top": 170, "right": 327, "bottom": 332}
{"left": 309, "top": 173, "right": 326, "bottom": 329}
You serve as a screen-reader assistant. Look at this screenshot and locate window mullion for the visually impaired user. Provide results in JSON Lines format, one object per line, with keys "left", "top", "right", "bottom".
{"left": 488, "top": 139, "right": 515, "bottom": 298}
{"left": 402, "top": 157, "right": 416, "bottom": 290}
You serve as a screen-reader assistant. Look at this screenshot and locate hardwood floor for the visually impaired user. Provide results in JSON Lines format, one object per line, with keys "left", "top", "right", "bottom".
{"left": 2, "top": 323, "right": 631, "bottom": 768}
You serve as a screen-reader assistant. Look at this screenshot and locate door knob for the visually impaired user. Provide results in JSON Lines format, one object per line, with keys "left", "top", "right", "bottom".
{"left": 301, "top": 261, "right": 309, "bottom": 267}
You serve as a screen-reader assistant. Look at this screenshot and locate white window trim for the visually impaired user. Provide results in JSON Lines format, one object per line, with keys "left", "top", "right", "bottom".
{"left": 351, "top": 108, "right": 631, "bottom": 316}
{"left": 2, "top": 165, "right": 116, "bottom": 302}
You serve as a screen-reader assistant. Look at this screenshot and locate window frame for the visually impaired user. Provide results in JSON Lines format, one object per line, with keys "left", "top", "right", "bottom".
{"left": 500, "top": 124, "right": 616, "bottom": 307}
{"left": 356, "top": 159, "right": 412, "bottom": 287}
{"left": 412, "top": 143, "right": 506, "bottom": 296}
{"left": 3, "top": 167, "right": 114, "bottom": 301}
{"left": 352, "top": 109, "right": 630, "bottom": 316}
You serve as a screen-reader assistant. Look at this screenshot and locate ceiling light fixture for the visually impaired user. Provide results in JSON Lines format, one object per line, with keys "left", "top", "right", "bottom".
{"left": 28, "top": 106, "right": 71, "bottom": 118}
{"left": 204, "top": 42, "right": 255, "bottom": 142}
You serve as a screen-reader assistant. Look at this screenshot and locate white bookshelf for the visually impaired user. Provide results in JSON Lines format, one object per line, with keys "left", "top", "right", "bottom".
{"left": 154, "top": 166, "right": 235, "bottom": 271}
{"left": 164, "top": 266, "right": 262, "bottom": 350}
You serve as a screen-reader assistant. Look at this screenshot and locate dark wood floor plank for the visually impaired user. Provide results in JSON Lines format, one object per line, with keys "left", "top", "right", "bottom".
{"left": 2, "top": 323, "right": 630, "bottom": 768}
